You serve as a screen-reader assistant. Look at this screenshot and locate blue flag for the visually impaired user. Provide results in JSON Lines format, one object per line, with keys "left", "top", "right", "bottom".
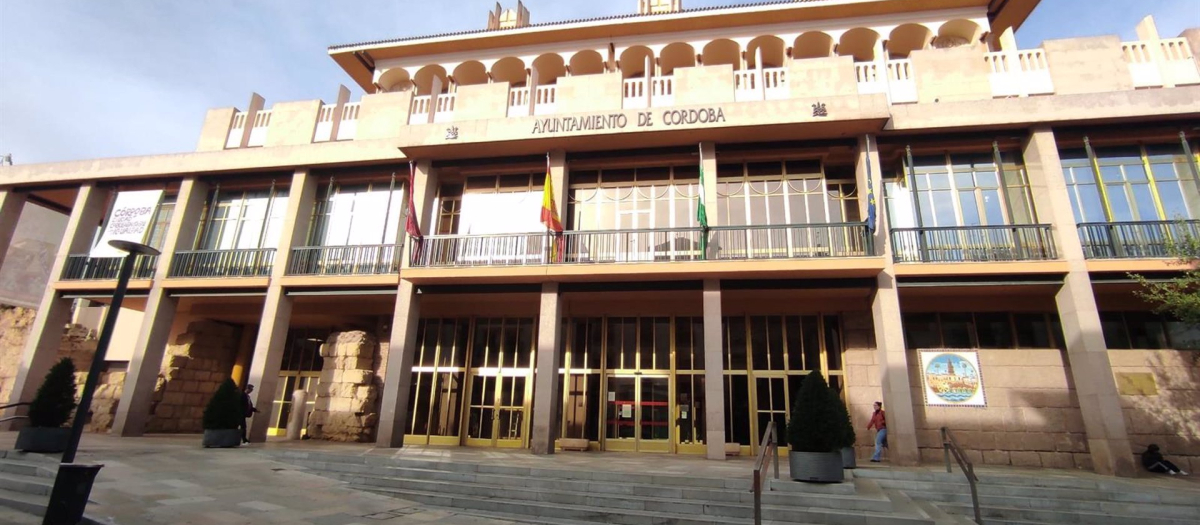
{"left": 865, "top": 136, "right": 877, "bottom": 233}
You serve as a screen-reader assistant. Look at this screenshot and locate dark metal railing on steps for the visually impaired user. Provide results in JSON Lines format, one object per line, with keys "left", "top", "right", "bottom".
{"left": 0, "top": 401, "right": 30, "bottom": 424}
{"left": 942, "top": 427, "right": 983, "bottom": 524}
{"left": 752, "top": 420, "right": 780, "bottom": 525}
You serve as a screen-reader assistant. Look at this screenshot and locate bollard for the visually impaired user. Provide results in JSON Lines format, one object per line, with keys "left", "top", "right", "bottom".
{"left": 285, "top": 390, "right": 308, "bottom": 440}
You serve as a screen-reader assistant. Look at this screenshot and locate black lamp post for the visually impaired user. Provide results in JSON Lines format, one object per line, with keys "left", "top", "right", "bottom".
{"left": 44, "top": 240, "right": 159, "bottom": 525}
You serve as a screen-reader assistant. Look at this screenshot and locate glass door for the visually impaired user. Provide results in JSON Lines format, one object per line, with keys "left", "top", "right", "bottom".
{"left": 463, "top": 317, "right": 535, "bottom": 448}
{"left": 604, "top": 375, "right": 670, "bottom": 452}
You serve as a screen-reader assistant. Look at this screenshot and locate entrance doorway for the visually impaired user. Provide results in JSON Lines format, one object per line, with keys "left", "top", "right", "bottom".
{"left": 604, "top": 375, "right": 670, "bottom": 452}
{"left": 465, "top": 371, "right": 530, "bottom": 448}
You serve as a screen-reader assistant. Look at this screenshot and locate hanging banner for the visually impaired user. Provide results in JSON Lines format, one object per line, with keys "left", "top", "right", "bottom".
{"left": 90, "top": 190, "right": 163, "bottom": 258}
{"left": 919, "top": 350, "right": 986, "bottom": 407}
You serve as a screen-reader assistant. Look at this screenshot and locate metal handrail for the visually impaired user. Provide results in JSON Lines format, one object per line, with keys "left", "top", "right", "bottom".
{"left": 0, "top": 402, "right": 30, "bottom": 410}
{"left": 288, "top": 244, "right": 402, "bottom": 275}
{"left": 0, "top": 416, "right": 28, "bottom": 423}
{"left": 942, "top": 427, "right": 983, "bottom": 524}
{"left": 562, "top": 227, "right": 704, "bottom": 264}
{"left": 62, "top": 254, "right": 158, "bottom": 280}
{"left": 169, "top": 248, "right": 276, "bottom": 278}
{"left": 1077, "top": 220, "right": 1200, "bottom": 259}
{"left": 752, "top": 420, "right": 780, "bottom": 525}
{"left": 891, "top": 224, "right": 1056, "bottom": 263}
{"left": 711, "top": 222, "right": 874, "bottom": 259}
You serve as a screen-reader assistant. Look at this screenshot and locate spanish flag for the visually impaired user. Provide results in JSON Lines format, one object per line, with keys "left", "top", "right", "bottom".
{"left": 541, "top": 156, "right": 563, "bottom": 233}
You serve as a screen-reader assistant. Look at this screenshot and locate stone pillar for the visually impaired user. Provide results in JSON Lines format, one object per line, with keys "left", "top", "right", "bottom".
{"left": 246, "top": 168, "right": 318, "bottom": 442}
{"left": 700, "top": 142, "right": 718, "bottom": 225}
{"left": 2, "top": 184, "right": 108, "bottom": 429}
{"left": 531, "top": 282, "right": 563, "bottom": 454}
{"left": 702, "top": 279, "right": 726, "bottom": 460}
{"left": 856, "top": 135, "right": 921, "bottom": 466}
{"left": 306, "top": 331, "right": 379, "bottom": 442}
{"left": 0, "top": 189, "right": 27, "bottom": 271}
{"left": 231, "top": 325, "right": 256, "bottom": 387}
{"left": 1023, "top": 127, "right": 1136, "bottom": 477}
{"left": 377, "top": 160, "right": 438, "bottom": 447}
{"left": 111, "top": 178, "right": 209, "bottom": 436}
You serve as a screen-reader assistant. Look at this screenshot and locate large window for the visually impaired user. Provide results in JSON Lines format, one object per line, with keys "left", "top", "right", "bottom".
{"left": 144, "top": 197, "right": 176, "bottom": 251}
{"left": 886, "top": 151, "right": 1035, "bottom": 229}
{"left": 307, "top": 180, "right": 405, "bottom": 246}
{"left": 716, "top": 160, "right": 857, "bottom": 227}
{"left": 902, "top": 312, "right": 1065, "bottom": 350}
{"left": 436, "top": 174, "right": 544, "bottom": 235}
{"left": 1101, "top": 311, "right": 1200, "bottom": 350}
{"left": 569, "top": 166, "right": 700, "bottom": 231}
{"left": 1061, "top": 142, "right": 1200, "bottom": 224}
{"left": 196, "top": 189, "right": 290, "bottom": 250}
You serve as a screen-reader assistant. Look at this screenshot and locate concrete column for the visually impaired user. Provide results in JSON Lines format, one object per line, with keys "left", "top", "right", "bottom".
{"left": 1023, "top": 127, "right": 1136, "bottom": 477}
{"left": 328, "top": 85, "right": 351, "bottom": 141}
{"left": 702, "top": 279, "right": 726, "bottom": 460}
{"left": 238, "top": 93, "right": 266, "bottom": 149}
{"left": 111, "top": 178, "right": 209, "bottom": 436}
{"left": 550, "top": 149, "right": 567, "bottom": 211}
{"left": 856, "top": 135, "right": 921, "bottom": 466}
{"left": 700, "top": 141, "right": 719, "bottom": 259}
{"left": 245, "top": 169, "right": 318, "bottom": 442}
{"left": 531, "top": 282, "right": 563, "bottom": 454}
{"left": 231, "top": 325, "right": 256, "bottom": 387}
{"left": 0, "top": 189, "right": 27, "bottom": 271}
{"left": 2, "top": 184, "right": 107, "bottom": 428}
{"left": 379, "top": 159, "right": 438, "bottom": 447}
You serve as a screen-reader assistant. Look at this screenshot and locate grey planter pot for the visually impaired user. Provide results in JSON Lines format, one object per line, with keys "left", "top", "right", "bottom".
{"left": 788, "top": 450, "right": 845, "bottom": 483}
{"left": 202, "top": 429, "right": 242, "bottom": 448}
{"left": 842, "top": 447, "right": 857, "bottom": 469}
{"left": 15, "top": 426, "right": 70, "bottom": 453}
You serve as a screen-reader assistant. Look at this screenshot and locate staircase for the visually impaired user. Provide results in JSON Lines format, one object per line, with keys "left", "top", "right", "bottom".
{"left": 0, "top": 449, "right": 58, "bottom": 521}
{"left": 266, "top": 449, "right": 945, "bottom": 525}
{"left": 854, "top": 468, "right": 1200, "bottom": 525}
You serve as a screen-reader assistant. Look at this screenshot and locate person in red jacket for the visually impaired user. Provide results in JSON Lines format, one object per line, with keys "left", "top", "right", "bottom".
{"left": 867, "top": 401, "right": 887, "bottom": 462}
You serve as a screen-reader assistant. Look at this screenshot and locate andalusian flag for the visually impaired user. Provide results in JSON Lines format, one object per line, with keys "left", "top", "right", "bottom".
{"left": 697, "top": 144, "right": 709, "bottom": 259}
{"left": 542, "top": 154, "right": 564, "bottom": 261}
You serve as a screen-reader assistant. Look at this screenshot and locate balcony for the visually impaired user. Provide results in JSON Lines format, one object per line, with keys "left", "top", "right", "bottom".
{"left": 891, "top": 225, "right": 1057, "bottom": 263}
{"left": 413, "top": 232, "right": 550, "bottom": 267}
{"left": 563, "top": 228, "right": 703, "bottom": 263}
{"left": 712, "top": 223, "right": 873, "bottom": 259}
{"left": 984, "top": 49, "right": 1054, "bottom": 97}
{"left": 734, "top": 68, "right": 789, "bottom": 102}
{"left": 169, "top": 248, "right": 276, "bottom": 278}
{"left": 1078, "top": 220, "right": 1200, "bottom": 259}
{"left": 61, "top": 254, "right": 158, "bottom": 280}
{"left": 1122, "top": 38, "right": 1200, "bottom": 88}
{"left": 622, "top": 77, "right": 675, "bottom": 109}
{"left": 288, "top": 244, "right": 403, "bottom": 276}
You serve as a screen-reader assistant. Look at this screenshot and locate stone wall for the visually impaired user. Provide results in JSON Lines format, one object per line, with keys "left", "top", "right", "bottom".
{"left": 0, "top": 305, "right": 37, "bottom": 404}
{"left": 306, "top": 331, "right": 379, "bottom": 442}
{"left": 842, "top": 311, "right": 884, "bottom": 461}
{"left": 146, "top": 321, "right": 239, "bottom": 433}
{"left": 907, "top": 349, "right": 1090, "bottom": 470}
{"left": 1109, "top": 349, "right": 1200, "bottom": 474}
{"left": 84, "top": 364, "right": 126, "bottom": 433}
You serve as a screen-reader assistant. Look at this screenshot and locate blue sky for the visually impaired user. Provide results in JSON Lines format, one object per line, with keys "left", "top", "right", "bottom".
{"left": 1, "top": 0, "right": 1197, "bottom": 165}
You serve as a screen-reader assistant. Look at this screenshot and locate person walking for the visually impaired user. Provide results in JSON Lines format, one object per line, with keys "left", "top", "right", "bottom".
{"left": 240, "top": 384, "right": 258, "bottom": 444}
{"left": 867, "top": 401, "right": 887, "bottom": 463}
{"left": 1142, "top": 444, "right": 1189, "bottom": 475}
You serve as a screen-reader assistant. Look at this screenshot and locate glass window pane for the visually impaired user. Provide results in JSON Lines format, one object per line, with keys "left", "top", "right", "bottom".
{"left": 904, "top": 313, "right": 940, "bottom": 348}
{"left": 974, "top": 313, "right": 1013, "bottom": 348}
{"left": 1100, "top": 312, "right": 1131, "bottom": 349}
{"left": 1107, "top": 184, "right": 1133, "bottom": 222}
{"left": 959, "top": 191, "right": 981, "bottom": 226}
{"left": 1131, "top": 184, "right": 1160, "bottom": 221}
{"left": 940, "top": 313, "right": 975, "bottom": 347}
{"left": 1014, "top": 314, "right": 1052, "bottom": 348}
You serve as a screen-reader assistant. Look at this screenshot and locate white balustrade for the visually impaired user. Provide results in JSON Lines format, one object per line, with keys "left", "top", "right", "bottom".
{"left": 623, "top": 78, "right": 648, "bottom": 109}
{"left": 313, "top": 105, "right": 335, "bottom": 142}
{"left": 650, "top": 77, "right": 674, "bottom": 107}
{"left": 224, "top": 112, "right": 247, "bottom": 149}
{"left": 734, "top": 70, "right": 758, "bottom": 102}
{"left": 336, "top": 102, "right": 359, "bottom": 140}
{"left": 409, "top": 95, "right": 431, "bottom": 125}
{"left": 1123, "top": 40, "right": 1164, "bottom": 88}
{"left": 855, "top": 62, "right": 887, "bottom": 95}
{"left": 508, "top": 86, "right": 531, "bottom": 117}
{"left": 763, "top": 67, "right": 788, "bottom": 100}
{"left": 533, "top": 85, "right": 556, "bottom": 115}
{"left": 985, "top": 49, "right": 1054, "bottom": 98}
{"left": 246, "top": 110, "right": 271, "bottom": 147}
{"left": 885, "top": 59, "right": 917, "bottom": 104}
{"left": 434, "top": 94, "right": 456, "bottom": 123}
{"left": 1155, "top": 38, "right": 1200, "bottom": 86}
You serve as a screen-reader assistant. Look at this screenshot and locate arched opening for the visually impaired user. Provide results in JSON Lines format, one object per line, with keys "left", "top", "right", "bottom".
{"left": 618, "top": 46, "right": 654, "bottom": 78}
{"left": 491, "top": 57, "right": 527, "bottom": 86}
{"left": 412, "top": 65, "right": 448, "bottom": 95}
{"left": 887, "top": 24, "right": 933, "bottom": 58}
{"left": 376, "top": 68, "right": 411, "bottom": 93}
{"left": 451, "top": 61, "right": 487, "bottom": 88}
{"left": 569, "top": 50, "right": 605, "bottom": 76}
{"left": 659, "top": 42, "right": 696, "bottom": 75}
{"left": 793, "top": 32, "right": 834, "bottom": 59}
{"left": 532, "top": 54, "right": 567, "bottom": 85}
{"left": 935, "top": 19, "right": 983, "bottom": 49}
{"left": 838, "top": 28, "right": 880, "bottom": 62}
{"left": 746, "top": 36, "right": 786, "bottom": 68}
{"left": 701, "top": 39, "right": 740, "bottom": 70}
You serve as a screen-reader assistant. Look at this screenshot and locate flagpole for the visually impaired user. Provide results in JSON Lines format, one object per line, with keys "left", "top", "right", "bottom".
{"left": 697, "top": 143, "right": 709, "bottom": 260}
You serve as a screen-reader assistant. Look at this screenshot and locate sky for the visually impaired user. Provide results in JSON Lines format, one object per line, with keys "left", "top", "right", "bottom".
{"left": 1, "top": 0, "right": 1198, "bottom": 165}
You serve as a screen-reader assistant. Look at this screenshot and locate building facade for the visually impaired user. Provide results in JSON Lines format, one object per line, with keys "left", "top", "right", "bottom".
{"left": 2, "top": 0, "right": 1199, "bottom": 477}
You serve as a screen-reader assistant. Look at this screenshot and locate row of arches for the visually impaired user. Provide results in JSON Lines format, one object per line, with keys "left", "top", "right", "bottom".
{"left": 377, "top": 19, "right": 985, "bottom": 95}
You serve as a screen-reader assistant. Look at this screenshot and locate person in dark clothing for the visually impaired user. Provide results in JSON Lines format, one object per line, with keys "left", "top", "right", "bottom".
{"left": 1142, "top": 444, "right": 1188, "bottom": 475}
{"left": 240, "top": 384, "right": 258, "bottom": 444}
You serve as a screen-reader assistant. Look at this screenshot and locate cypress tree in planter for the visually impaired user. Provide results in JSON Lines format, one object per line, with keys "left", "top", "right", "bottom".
{"left": 15, "top": 358, "right": 77, "bottom": 453}
{"left": 787, "top": 372, "right": 854, "bottom": 483}
{"left": 202, "top": 378, "right": 244, "bottom": 448}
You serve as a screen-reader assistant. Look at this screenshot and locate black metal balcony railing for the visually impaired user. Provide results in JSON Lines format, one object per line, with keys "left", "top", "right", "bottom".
{"left": 562, "top": 227, "right": 704, "bottom": 263}
{"left": 1078, "top": 220, "right": 1200, "bottom": 259}
{"left": 169, "top": 248, "right": 276, "bottom": 278}
{"left": 61, "top": 254, "right": 158, "bottom": 280}
{"left": 711, "top": 222, "right": 873, "bottom": 260}
{"left": 891, "top": 224, "right": 1057, "bottom": 263}
{"left": 412, "top": 233, "right": 550, "bottom": 267}
{"left": 288, "top": 244, "right": 402, "bottom": 275}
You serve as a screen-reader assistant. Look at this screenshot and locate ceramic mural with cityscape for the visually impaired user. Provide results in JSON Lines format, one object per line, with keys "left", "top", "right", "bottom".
{"left": 919, "top": 350, "right": 986, "bottom": 407}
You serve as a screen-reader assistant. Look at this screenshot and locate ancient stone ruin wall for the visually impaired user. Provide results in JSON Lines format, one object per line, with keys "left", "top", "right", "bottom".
{"left": 145, "top": 321, "right": 239, "bottom": 433}
{"left": 0, "top": 305, "right": 38, "bottom": 404}
{"left": 306, "top": 331, "right": 380, "bottom": 442}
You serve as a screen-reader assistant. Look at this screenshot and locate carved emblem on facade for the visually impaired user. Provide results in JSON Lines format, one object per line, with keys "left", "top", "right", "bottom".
{"left": 445, "top": 126, "right": 459, "bottom": 140}
{"left": 812, "top": 102, "right": 828, "bottom": 117}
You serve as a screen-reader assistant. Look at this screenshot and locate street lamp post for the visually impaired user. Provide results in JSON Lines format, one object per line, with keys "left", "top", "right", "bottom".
{"left": 44, "top": 240, "right": 159, "bottom": 525}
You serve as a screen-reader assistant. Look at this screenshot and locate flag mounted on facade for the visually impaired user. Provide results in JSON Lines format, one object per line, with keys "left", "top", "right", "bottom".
{"left": 865, "top": 135, "right": 877, "bottom": 233}
{"left": 542, "top": 154, "right": 565, "bottom": 262}
{"left": 697, "top": 144, "right": 709, "bottom": 259}
{"left": 405, "top": 161, "right": 424, "bottom": 262}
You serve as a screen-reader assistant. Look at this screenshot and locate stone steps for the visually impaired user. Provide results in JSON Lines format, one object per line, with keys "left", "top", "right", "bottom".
{"left": 867, "top": 476, "right": 1200, "bottom": 507}
{"left": 938, "top": 501, "right": 1200, "bottom": 525}
{"left": 0, "top": 459, "right": 56, "bottom": 479}
{"left": 904, "top": 489, "right": 1200, "bottom": 520}
{"left": 0, "top": 471, "right": 52, "bottom": 497}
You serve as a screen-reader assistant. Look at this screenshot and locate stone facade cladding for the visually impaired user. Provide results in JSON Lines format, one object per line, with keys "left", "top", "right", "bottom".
{"left": 1109, "top": 350, "right": 1200, "bottom": 474}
